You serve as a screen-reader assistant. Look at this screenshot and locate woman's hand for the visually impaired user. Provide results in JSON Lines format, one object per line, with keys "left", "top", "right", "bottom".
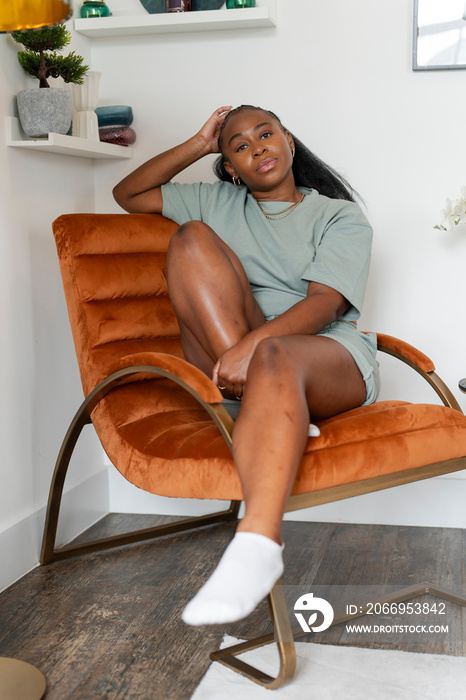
{"left": 212, "top": 332, "right": 260, "bottom": 399}
{"left": 113, "top": 105, "right": 232, "bottom": 213}
{"left": 197, "top": 106, "right": 232, "bottom": 154}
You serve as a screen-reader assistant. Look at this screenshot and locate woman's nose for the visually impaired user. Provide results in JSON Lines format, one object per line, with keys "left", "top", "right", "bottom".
{"left": 253, "top": 143, "right": 267, "bottom": 157}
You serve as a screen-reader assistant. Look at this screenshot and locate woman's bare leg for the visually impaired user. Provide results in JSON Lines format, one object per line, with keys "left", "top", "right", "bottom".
{"left": 234, "top": 335, "right": 367, "bottom": 545}
{"left": 166, "top": 220, "right": 264, "bottom": 379}
{"left": 182, "top": 334, "right": 367, "bottom": 625}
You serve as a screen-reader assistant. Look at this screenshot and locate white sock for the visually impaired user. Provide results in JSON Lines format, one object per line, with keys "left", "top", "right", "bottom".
{"left": 308, "top": 423, "right": 320, "bottom": 437}
{"left": 182, "top": 532, "right": 284, "bottom": 626}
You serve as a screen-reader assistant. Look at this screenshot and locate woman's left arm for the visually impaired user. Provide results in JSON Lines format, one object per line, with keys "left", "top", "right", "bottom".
{"left": 213, "top": 282, "right": 348, "bottom": 391}
{"left": 259, "top": 282, "right": 349, "bottom": 338}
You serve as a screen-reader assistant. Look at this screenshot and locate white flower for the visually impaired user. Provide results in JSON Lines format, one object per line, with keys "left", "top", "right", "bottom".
{"left": 435, "top": 186, "right": 466, "bottom": 230}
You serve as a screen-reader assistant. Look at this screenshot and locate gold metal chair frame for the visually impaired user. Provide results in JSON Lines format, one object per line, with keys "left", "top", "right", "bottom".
{"left": 211, "top": 580, "right": 466, "bottom": 689}
{"left": 40, "top": 366, "right": 239, "bottom": 564}
{"left": 40, "top": 339, "right": 466, "bottom": 689}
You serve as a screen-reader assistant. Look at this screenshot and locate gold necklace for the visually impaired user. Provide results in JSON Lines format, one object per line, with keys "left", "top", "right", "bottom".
{"left": 257, "top": 193, "right": 305, "bottom": 220}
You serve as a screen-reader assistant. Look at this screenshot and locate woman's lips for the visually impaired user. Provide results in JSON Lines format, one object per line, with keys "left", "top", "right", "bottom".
{"left": 256, "top": 158, "right": 277, "bottom": 173}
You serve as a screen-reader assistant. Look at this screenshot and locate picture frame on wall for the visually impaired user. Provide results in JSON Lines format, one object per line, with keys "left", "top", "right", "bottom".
{"left": 413, "top": 0, "right": 466, "bottom": 70}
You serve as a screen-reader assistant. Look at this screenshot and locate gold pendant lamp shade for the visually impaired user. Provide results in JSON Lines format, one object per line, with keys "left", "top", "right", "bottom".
{"left": 0, "top": 0, "right": 72, "bottom": 33}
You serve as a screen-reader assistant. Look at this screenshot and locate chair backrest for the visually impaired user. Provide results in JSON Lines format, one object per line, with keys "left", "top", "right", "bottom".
{"left": 52, "top": 213, "right": 181, "bottom": 396}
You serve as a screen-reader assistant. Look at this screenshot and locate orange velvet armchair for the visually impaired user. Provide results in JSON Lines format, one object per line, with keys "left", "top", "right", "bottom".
{"left": 41, "top": 213, "right": 466, "bottom": 689}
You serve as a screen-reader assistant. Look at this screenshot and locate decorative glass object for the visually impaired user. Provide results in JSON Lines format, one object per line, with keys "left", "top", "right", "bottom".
{"left": 80, "top": 0, "right": 111, "bottom": 17}
{"left": 99, "top": 126, "right": 137, "bottom": 146}
{"left": 166, "top": 0, "right": 192, "bottom": 11}
{"left": 0, "top": 0, "right": 71, "bottom": 32}
{"left": 96, "top": 106, "right": 134, "bottom": 128}
{"left": 226, "top": 0, "right": 255, "bottom": 7}
{"left": 71, "top": 71, "right": 102, "bottom": 140}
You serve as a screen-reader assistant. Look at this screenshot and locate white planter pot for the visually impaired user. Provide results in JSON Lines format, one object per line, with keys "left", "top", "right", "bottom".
{"left": 17, "top": 88, "right": 72, "bottom": 138}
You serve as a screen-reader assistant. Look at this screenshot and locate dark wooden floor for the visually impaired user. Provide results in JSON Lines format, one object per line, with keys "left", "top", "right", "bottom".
{"left": 0, "top": 515, "right": 465, "bottom": 699}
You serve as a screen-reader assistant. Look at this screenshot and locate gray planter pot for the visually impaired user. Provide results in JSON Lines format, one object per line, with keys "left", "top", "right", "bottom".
{"left": 17, "top": 88, "right": 72, "bottom": 138}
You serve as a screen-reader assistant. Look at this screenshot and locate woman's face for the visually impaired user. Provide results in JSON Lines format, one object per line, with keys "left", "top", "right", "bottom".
{"left": 221, "top": 109, "right": 295, "bottom": 196}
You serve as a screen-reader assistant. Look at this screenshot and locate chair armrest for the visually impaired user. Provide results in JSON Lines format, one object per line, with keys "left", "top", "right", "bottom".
{"left": 376, "top": 333, "right": 435, "bottom": 373}
{"left": 117, "top": 351, "right": 223, "bottom": 405}
{"left": 88, "top": 353, "right": 233, "bottom": 449}
{"left": 375, "top": 333, "right": 462, "bottom": 412}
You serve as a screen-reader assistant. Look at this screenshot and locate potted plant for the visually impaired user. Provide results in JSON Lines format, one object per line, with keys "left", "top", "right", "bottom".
{"left": 12, "top": 24, "right": 89, "bottom": 138}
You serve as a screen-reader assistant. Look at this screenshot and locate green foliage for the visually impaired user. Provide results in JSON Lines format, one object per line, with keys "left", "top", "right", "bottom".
{"left": 49, "top": 53, "right": 88, "bottom": 84}
{"left": 12, "top": 24, "right": 88, "bottom": 88}
{"left": 12, "top": 24, "right": 71, "bottom": 52}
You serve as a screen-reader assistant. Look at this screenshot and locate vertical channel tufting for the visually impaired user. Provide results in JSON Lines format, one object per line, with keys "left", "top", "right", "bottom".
{"left": 52, "top": 213, "right": 239, "bottom": 498}
{"left": 53, "top": 213, "right": 182, "bottom": 395}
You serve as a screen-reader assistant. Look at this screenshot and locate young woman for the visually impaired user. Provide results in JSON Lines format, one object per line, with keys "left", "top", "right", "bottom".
{"left": 113, "top": 105, "right": 380, "bottom": 626}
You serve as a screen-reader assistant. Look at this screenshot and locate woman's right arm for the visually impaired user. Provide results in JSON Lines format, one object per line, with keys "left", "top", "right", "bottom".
{"left": 113, "top": 106, "right": 232, "bottom": 214}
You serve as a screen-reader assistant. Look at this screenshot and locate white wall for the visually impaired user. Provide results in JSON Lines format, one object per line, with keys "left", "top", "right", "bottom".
{"left": 92, "top": 0, "right": 466, "bottom": 525}
{"left": 0, "top": 20, "right": 109, "bottom": 591}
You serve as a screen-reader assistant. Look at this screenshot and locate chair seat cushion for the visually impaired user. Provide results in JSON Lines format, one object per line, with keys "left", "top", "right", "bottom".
{"left": 91, "top": 380, "right": 466, "bottom": 501}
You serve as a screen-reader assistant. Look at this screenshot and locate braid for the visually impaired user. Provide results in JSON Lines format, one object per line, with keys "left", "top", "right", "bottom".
{"left": 213, "top": 104, "right": 358, "bottom": 203}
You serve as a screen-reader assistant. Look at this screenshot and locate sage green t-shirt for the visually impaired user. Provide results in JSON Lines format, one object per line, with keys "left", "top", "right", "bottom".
{"left": 161, "top": 181, "right": 372, "bottom": 322}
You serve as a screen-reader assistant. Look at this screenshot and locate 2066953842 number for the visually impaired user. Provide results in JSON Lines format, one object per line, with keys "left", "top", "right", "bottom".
{"left": 365, "top": 601, "right": 446, "bottom": 615}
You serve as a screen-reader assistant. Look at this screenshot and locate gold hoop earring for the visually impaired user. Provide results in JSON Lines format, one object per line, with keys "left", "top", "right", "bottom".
{"left": 232, "top": 175, "right": 241, "bottom": 187}
{"left": 291, "top": 146, "right": 295, "bottom": 158}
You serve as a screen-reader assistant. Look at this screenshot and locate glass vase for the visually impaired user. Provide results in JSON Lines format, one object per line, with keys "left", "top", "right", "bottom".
{"left": 80, "top": 0, "right": 111, "bottom": 17}
{"left": 226, "top": 0, "right": 255, "bottom": 8}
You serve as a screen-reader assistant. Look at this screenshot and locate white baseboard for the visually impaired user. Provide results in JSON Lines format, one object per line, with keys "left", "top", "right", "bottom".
{"left": 284, "top": 473, "right": 466, "bottom": 529}
{"left": 4, "top": 466, "right": 463, "bottom": 594}
{"left": 0, "top": 469, "right": 109, "bottom": 593}
{"left": 109, "top": 466, "right": 466, "bottom": 529}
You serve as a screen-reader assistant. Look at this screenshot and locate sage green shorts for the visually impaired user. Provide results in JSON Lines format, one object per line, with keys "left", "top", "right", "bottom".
{"left": 316, "top": 320, "right": 380, "bottom": 406}
{"left": 264, "top": 317, "right": 380, "bottom": 407}
{"left": 221, "top": 320, "right": 380, "bottom": 419}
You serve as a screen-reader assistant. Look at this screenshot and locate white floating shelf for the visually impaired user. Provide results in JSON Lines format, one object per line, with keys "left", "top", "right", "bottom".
{"left": 74, "top": 6, "right": 276, "bottom": 38}
{"left": 6, "top": 117, "right": 133, "bottom": 159}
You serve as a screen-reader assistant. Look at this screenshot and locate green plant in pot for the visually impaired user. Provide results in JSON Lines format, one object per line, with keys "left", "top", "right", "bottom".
{"left": 12, "top": 24, "right": 89, "bottom": 138}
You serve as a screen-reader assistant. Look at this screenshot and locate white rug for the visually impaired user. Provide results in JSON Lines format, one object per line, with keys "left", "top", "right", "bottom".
{"left": 192, "top": 635, "right": 466, "bottom": 699}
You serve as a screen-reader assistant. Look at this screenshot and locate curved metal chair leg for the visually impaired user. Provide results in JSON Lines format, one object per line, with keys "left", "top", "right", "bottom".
{"left": 41, "top": 366, "right": 241, "bottom": 564}
{"left": 210, "top": 579, "right": 466, "bottom": 690}
{"left": 210, "top": 580, "right": 296, "bottom": 689}
{"left": 41, "top": 398, "right": 93, "bottom": 564}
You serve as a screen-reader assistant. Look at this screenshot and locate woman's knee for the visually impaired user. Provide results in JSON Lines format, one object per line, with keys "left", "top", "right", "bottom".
{"left": 167, "top": 220, "right": 216, "bottom": 260}
{"left": 249, "top": 337, "right": 297, "bottom": 380}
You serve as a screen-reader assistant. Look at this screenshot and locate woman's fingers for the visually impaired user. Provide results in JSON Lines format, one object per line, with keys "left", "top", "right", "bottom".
{"left": 198, "top": 106, "right": 232, "bottom": 153}
{"left": 213, "top": 363, "right": 243, "bottom": 398}
{"left": 232, "top": 383, "right": 243, "bottom": 400}
{"left": 219, "top": 378, "right": 243, "bottom": 399}
{"left": 214, "top": 105, "right": 232, "bottom": 120}
{"left": 204, "top": 106, "right": 231, "bottom": 134}
{"left": 212, "top": 360, "right": 220, "bottom": 386}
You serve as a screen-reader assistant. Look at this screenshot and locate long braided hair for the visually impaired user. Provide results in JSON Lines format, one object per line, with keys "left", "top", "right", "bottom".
{"left": 213, "top": 105, "right": 357, "bottom": 203}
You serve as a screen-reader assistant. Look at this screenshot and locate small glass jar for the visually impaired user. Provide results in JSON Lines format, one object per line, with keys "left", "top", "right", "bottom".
{"left": 226, "top": 0, "right": 255, "bottom": 8}
{"left": 166, "top": 0, "right": 192, "bottom": 11}
{"left": 80, "top": 0, "right": 111, "bottom": 18}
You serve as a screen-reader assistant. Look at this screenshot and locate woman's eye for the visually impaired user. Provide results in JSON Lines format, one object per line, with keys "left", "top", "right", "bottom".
{"left": 260, "top": 131, "right": 272, "bottom": 140}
